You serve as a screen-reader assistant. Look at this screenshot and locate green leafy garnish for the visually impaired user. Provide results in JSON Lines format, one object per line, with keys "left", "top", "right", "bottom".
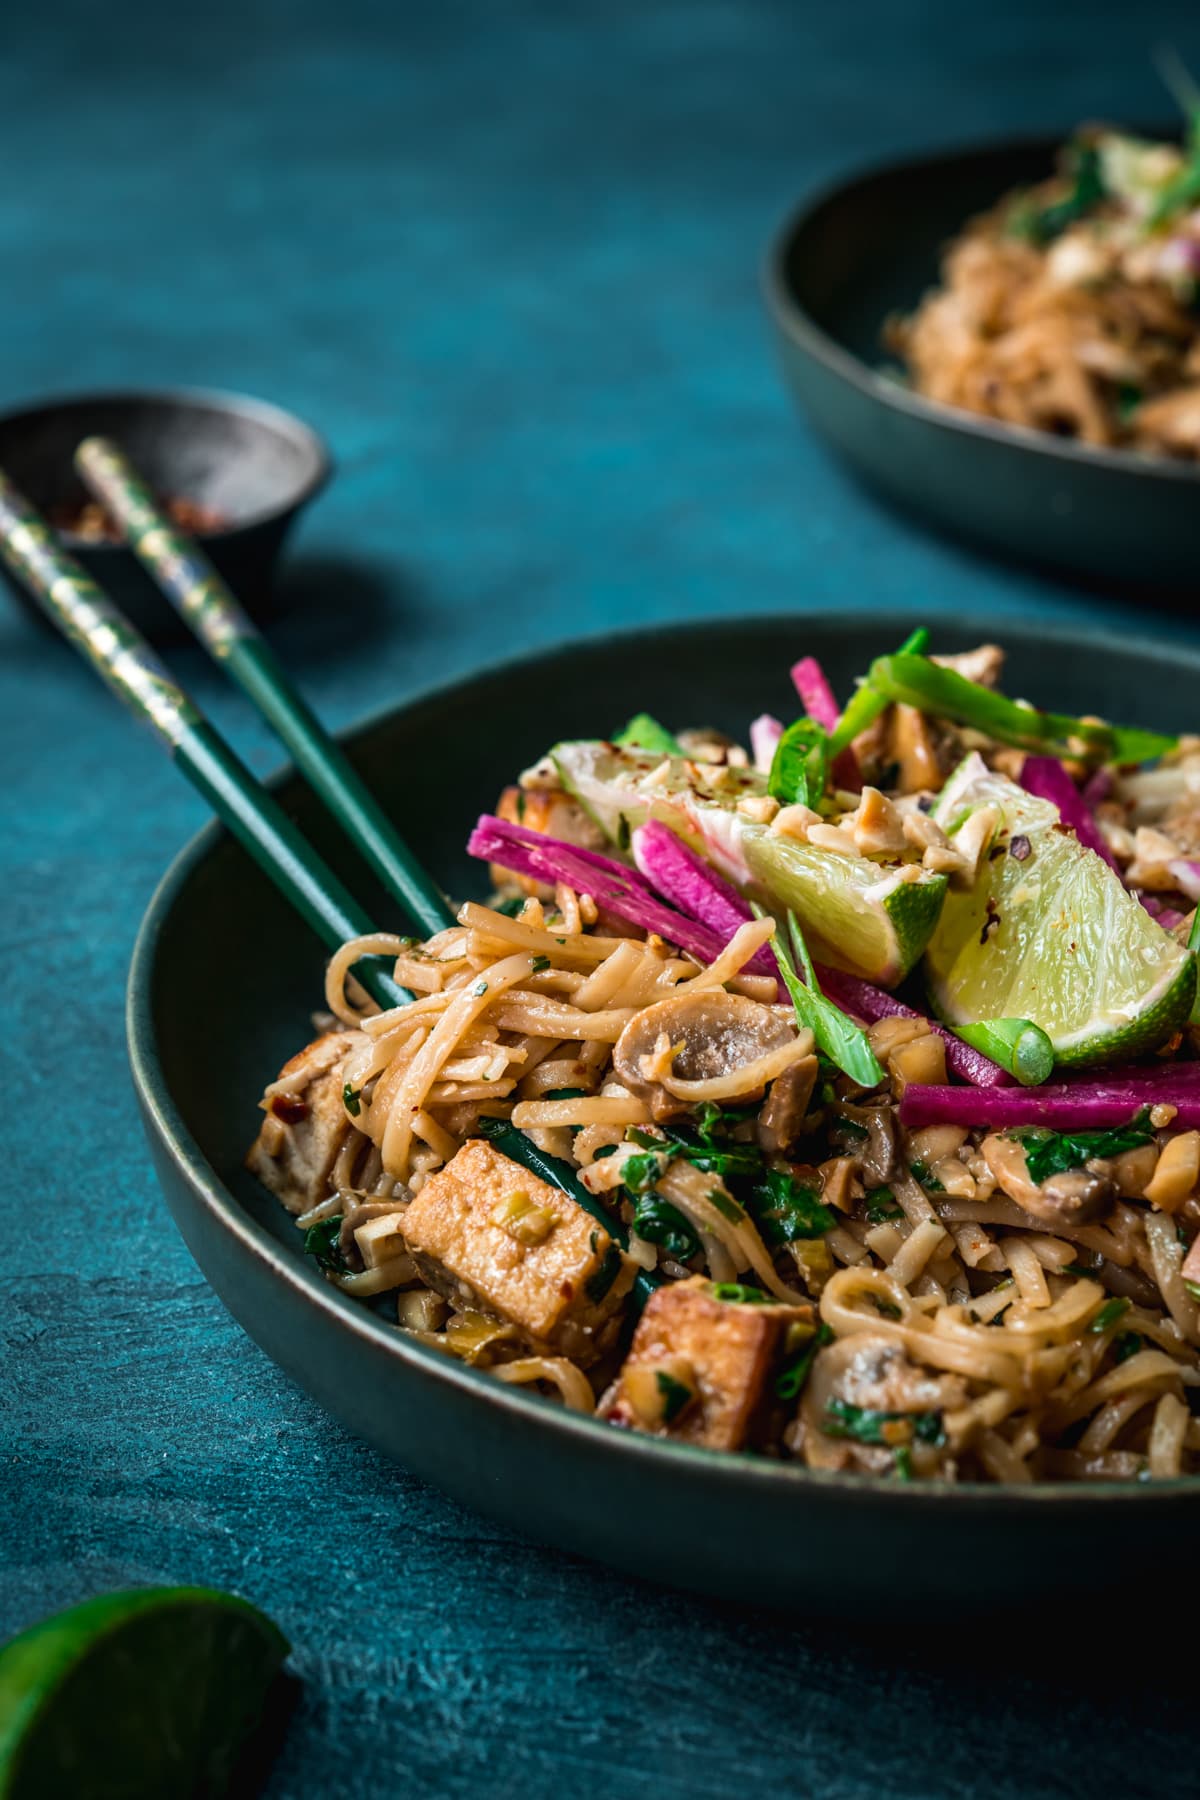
{"left": 629, "top": 1124, "right": 763, "bottom": 1184}
{"left": 711, "top": 1282, "right": 772, "bottom": 1304}
{"left": 543, "top": 1085, "right": 586, "bottom": 1099}
{"left": 1088, "top": 1297, "right": 1131, "bottom": 1334}
{"left": 342, "top": 1083, "right": 362, "bottom": 1118}
{"left": 774, "top": 1321, "right": 832, "bottom": 1399}
{"left": 908, "top": 1158, "right": 945, "bottom": 1194}
{"left": 656, "top": 1370, "right": 694, "bottom": 1424}
{"left": 831, "top": 626, "right": 929, "bottom": 754}
{"left": 303, "top": 1214, "right": 347, "bottom": 1274}
{"left": 823, "top": 1399, "right": 945, "bottom": 1447}
{"left": 614, "top": 713, "right": 684, "bottom": 756}
{"left": 530, "top": 954, "right": 551, "bottom": 973}
{"left": 865, "top": 1188, "right": 903, "bottom": 1224}
{"left": 892, "top": 1445, "right": 915, "bottom": 1480}
{"left": 761, "top": 906, "right": 885, "bottom": 1090}
{"left": 1006, "top": 139, "right": 1105, "bottom": 244}
{"left": 857, "top": 652, "right": 1174, "bottom": 766}
{"left": 493, "top": 893, "right": 527, "bottom": 917}
{"left": 768, "top": 717, "right": 830, "bottom": 809}
{"left": 585, "top": 1242, "right": 623, "bottom": 1303}
{"left": 622, "top": 1148, "right": 672, "bottom": 1194}
{"left": 631, "top": 1195, "right": 700, "bottom": 1261}
{"left": 1016, "top": 1107, "right": 1154, "bottom": 1185}
{"left": 1113, "top": 1331, "right": 1144, "bottom": 1363}
{"left": 748, "top": 1167, "right": 834, "bottom": 1245}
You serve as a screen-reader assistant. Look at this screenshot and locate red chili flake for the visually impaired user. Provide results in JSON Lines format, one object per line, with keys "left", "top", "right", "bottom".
{"left": 988, "top": 843, "right": 1007, "bottom": 861}
{"left": 979, "top": 897, "right": 1001, "bottom": 946}
{"left": 1010, "top": 835, "right": 1032, "bottom": 861}
{"left": 270, "top": 1094, "right": 310, "bottom": 1125}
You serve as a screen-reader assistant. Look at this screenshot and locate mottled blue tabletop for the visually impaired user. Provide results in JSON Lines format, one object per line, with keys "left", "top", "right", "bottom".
{"left": 3, "top": 2, "right": 1198, "bottom": 1794}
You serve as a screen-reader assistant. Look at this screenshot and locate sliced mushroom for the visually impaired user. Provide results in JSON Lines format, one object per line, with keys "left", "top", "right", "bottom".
{"left": 612, "top": 992, "right": 799, "bottom": 1122}
{"left": 981, "top": 1134, "right": 1116, "bottom": 1227}
{"left": 834, "top": 1101, "right": 897, "bottom": 1186}
{"left": 756, "top": 1054, "right": 819, "bottom": 1154}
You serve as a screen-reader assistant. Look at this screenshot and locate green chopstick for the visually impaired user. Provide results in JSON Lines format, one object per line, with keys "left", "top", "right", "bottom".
{"left": 75, "top": 436, "right": 450, "bottom": 940}
{"left": 0, "top": 467, "right": 651, "bottom": 1290}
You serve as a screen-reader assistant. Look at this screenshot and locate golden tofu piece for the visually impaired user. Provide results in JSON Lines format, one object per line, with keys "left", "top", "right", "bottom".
{"left": 600, "top": 1277, "right": 812, "bottom": 1451}
{"left": 400, "top": 1139, "right": 635, "bottom": 1364}
{"left": 246, "top": 1030, "right": 362, "bottom": 1214}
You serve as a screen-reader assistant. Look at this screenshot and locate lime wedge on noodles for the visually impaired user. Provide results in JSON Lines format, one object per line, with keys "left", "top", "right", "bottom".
{"left": 0, "top": 1586, "right": 289, "bottom": 1799}
{"left": 925, "top": 756, "right": 1195, "bottom": 1067}
{"left": 741, "top": 827, "right": 947, "bottom": 985}
{"left": 553, "top": 740, "right": 947, "bottom": 983}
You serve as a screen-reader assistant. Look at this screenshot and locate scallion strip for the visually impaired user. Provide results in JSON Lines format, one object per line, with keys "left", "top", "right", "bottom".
{"left": 755, "top": 904, "right": 884, "bottom": 1088}
{"left": 829, "top": 627, "right": 929, "bottom": 754}
{"left": 951, "top": 1019, "right": 1054, "bottom": 1087}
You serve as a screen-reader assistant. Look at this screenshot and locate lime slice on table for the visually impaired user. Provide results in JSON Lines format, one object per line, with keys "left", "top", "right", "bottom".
{"left": 553, "top": 740, "right": 948, "bottom": 983}
{"left": 0, "top": 1587, "right": 289, "bottom": 1799}
{"left": 925, "top": 755, "right": 1195, "bottom": 1067}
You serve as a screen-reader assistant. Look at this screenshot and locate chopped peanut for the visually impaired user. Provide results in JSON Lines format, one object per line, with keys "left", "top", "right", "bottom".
{"left": 850, "top": 786, "right": 906, "bottom": 855}
{"left": 806, "top": 823, "right": 858, "bottom": 856}
{"left": 737, "top": 794, "right": 780, "bottom": 823}
{"left": 1144, "top": 1132, "right": 1200, "bottom": 1212}
{"left": 770, "top": 803, "right": 823, "bottom": 842}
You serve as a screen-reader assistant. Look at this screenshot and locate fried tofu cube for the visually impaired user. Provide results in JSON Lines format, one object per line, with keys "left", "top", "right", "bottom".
{"left": 353, "top": 1212, "right": 410, "bottom": 1270}
{"left": 400, "top": 1139, "right": 635, "bottom": 1364}
{"left": 246, "top": 1030, "right": 362, "bottom": 1214}
{"left": 600, "top": 1277, "right": 812, "bottom": 1451}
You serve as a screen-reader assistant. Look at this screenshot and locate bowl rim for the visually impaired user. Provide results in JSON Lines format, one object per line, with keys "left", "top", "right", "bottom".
{"left": 0, "top": 383, "right": 333, "bottom": 543}
{"left": 127, "top": 608, "right": 1199, "bottom": 1511}
{"left": 762, "top": 130, "right": 1200, "bottom": 489}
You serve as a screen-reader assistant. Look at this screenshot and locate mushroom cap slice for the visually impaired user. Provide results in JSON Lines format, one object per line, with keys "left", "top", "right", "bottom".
{"left": 612, "top": 991, "right": 801, "bottom": 1120}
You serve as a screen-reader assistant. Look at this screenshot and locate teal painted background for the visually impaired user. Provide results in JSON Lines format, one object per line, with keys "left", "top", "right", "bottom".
{"left": 2, "top": 1, "right": 1198, "bottom": 1793}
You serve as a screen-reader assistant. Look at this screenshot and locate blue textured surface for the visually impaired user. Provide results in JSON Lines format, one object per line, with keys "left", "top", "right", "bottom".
{"left": 4, "top": 2, "right": 1200, "bottom": 1793}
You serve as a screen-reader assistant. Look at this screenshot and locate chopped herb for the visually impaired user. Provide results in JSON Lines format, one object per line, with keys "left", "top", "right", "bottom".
{"left": 634, "top": 1123, "right": 763, "bottom": 1183}
{"left": 655, "top": 1370, "right": 694, "bottom": 1424}
{"left": 1061, "top": 1261, "right": 1101, "bottom": 1277}
{"left": 616, "top": 814, "right": 631, "bottom": 852}
{"left": 693, "top": 1100, "right": 758, "bottom": 1144}
{"left": 585, "top": 1242, "right": 623, "bottom": 1303}
{"left": 1016, "top": 1108, "right": 1153, "bottom": 1185}
{"left": 592, "top": 1143, "right": 617, "bottom": 1160}
{"left": 1088, "top": 1297, "right": 1131, "bottom": 1334}
{"left": 768, "top": 716, "right": 831, "bottom": 809}
{"left": 493, "top": 894, "right": 526, "bottom": 917}
{"left": 1006, "top": 139, "right": 1105, "bottom": 245}
{"left": 470, "top": 978, "right": 489, "bottom": 997}
{"left": 823, "top": 1399, "right": 945, "bottom": 1447}
{"left": 543, "top": 1085, "right": 586, "bottom": 1100}
{"left": 631, "top": 1195, "right": 700, "bottom": 1261}
{"left": 622, "top": 1149, "right": 672, "bottom": 1195}
{"left": 748, "top": 1166, "right": 834, "bottom": 1245}
{"left": 865, "top": 1188, "right": 903, "bottom": 1224}
{"left": 613, "top": 712, "right": 684, "bottom": 756}
{"left": 530, "top": 954, "right": 551, "bottom": 973}
{"left": 892, "top": 1445, "right": 914, "bottom": 1481}
{"left": 515, "top": 790, "right": 527, "bottom": 822}
{"left": 760, "top": 905, "right": 885, "bottom": 1090}
{"left": 1113, "top": 1331, "right": 1143, "bottom": 1364}
{"left": 705, "top": 1187, "right": 745, "bottom": 1224}
{"left": 303, "top": 1214, "right": 347, "bottom": 1274}
{"left": 711, "top": 1282, "right": 772, "bottom": 1304}
{"left": 774, "top": 1321, "right": 833, "bottom": 1399}
{"left": 342, "top": 1082, "right": 362, "bottom": 1118}
{"left": 908, "top": 1158, "right": 945, "bottom": 1194}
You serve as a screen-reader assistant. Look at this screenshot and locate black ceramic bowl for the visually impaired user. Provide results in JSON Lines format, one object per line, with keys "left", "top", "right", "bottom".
{"left": 128, "top": 615, "right": 1199, "bottom": 1612}
{"left": 765, "top": 136, "right": 1200, "bottom": 591}
{"left": 0, "top": 387, "right": 330, "bottom": 636}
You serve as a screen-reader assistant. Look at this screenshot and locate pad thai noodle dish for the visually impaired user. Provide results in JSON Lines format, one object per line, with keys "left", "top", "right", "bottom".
{"left": 889, "top": 119, "right": 1200, "bottom": 457}
{"left": 249, "top": 631, "right": 1200, "bottom": 1484}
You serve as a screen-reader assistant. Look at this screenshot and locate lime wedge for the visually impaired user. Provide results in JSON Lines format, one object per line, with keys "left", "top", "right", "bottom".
{"left": 741, "top": 826, "right": 948, "bottom": 984}
{"left": 0, "top": 1587, "right": 289, "bottom": 1799}
{"left": 925, "top": 756, "right": 1195, "bottom": 1066}
{"left": 553, "top": 739, "right": 947, "bottom": 983}
{"left": 551, "top": 739, "right": 765, "bottom": 846}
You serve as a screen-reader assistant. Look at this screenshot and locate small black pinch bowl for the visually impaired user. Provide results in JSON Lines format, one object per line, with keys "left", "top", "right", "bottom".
{"left": 0, "top": 387, "right": 330, "bottom": 636}
{"left": 128, "top": 614, "right": 1199, "bottom": 1614}
{"left": 765, "top": 135, "right": 1200, "bottom": 592}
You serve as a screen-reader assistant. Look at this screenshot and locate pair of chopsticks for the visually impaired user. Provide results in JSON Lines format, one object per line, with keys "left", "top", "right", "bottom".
{"left": 0, "top": 440, "right": 655, "bottom": 1298}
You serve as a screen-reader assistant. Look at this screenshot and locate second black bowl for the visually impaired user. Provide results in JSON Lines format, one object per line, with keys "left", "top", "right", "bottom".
{"left": 0, "top": 387, "right": 330, "bottom": 636}
{"left": 765, "top": 135, "right": 1200, "bottom": 592}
